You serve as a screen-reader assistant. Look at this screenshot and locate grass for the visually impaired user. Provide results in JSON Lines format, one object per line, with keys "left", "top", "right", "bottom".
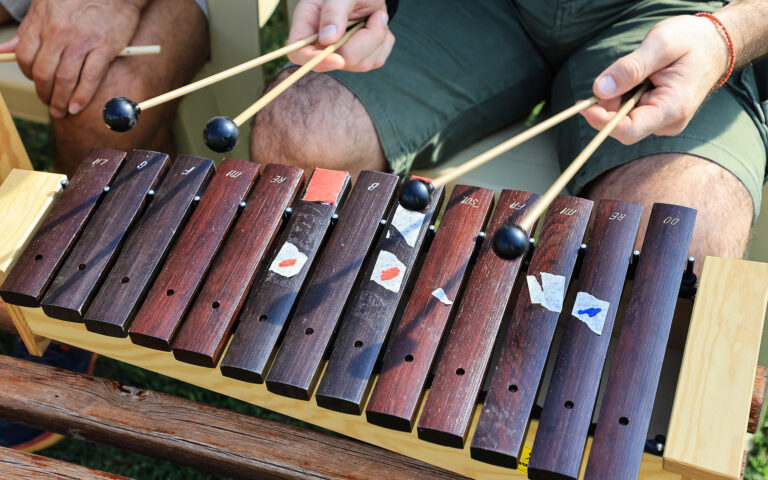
{"left": 7, "top": 4, "right": 768, "bottom": 479}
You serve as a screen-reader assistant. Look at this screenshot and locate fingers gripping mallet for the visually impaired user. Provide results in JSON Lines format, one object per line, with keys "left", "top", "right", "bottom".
{"left": 492, "top": 83, "right": 651, "bottom": 260}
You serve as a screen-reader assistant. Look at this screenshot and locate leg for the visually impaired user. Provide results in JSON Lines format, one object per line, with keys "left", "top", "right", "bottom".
{"left": 251, "top": 0, "right": 550, "bottom": 179}
{"left": 251, "top": 68, "right": 386, "bottom": 180}
{"left": 0, "top": 5, "right": 13, "bottom": 25}
{"left": 51, "top": 0, "right": 209, "bottom": 176}
{"left": 585, "top": 153, "right": 754, "bottom": 274}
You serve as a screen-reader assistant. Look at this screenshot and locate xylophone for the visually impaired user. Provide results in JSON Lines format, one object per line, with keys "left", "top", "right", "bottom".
{"left": 1, "top": 149, "right": 767, "bottom": 480}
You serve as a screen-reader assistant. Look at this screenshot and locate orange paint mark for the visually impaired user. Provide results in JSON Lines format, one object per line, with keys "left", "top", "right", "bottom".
{"left": 410, "top": 175, "right": 433, "bottom": 183}
{"left": 279, "top": 258, "right": 297, "bottom": 268}
{"left": 380, "top": 267, "right": 400, "bottom": 281}
{"left": 302, "top": 168, "right": 349, "bottom": 204}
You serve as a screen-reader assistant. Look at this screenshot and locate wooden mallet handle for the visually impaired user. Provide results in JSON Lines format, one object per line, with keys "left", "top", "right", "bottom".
{"left": 232, "top": 22, "right": 365, "bottom": 127}
{"left": 518, "top": 83, "right": 651, "bottom": 232}
{"left": 139, "top": 20, "right": 362, "bottom": 112}
{"left": 0, "top": 45, "right": 161, "bottom": 63}
{"left": 431, "top": 97, "right": 599, "bottom": 189}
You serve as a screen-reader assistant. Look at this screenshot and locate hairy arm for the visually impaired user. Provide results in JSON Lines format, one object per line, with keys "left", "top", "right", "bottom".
{"left": 717, "top": 0, "right": 768, "bottom": 68}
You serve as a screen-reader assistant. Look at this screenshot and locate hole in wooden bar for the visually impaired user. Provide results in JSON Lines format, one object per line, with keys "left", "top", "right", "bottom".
{"left": 564, "top": 401, "right": 574, "bottom": 409}
{"left": 259, "top": 315, "right": 267, "bottom": 322}
{"left": 404, "top": 354, "right": 414, "bottom": 362}
{"left": 166, "top": 289, "right": 175, "bottom": 296}
{"left": 354, "top": 340, "right": 363, "bottom": 348}
{"left": 78, "top": 264, "right": 86, "bottom": 270}
{"left": 456, "top": 368, "right": 465, "bottom": 376}
{"left": 619, "top": 417, "right": 629, "bottom": 426}
{"left": 212, "top": 301, "right": 220, "bottom": 309}
{"left": 508, "top": 384, "right": 518, "bottom": 392}
{"left": 305, "top": 328, "right": 314, "bottom": 335}
{"left": 34, "top": 254, "right": 43, "bottom": 261}
{"left": 121, "top": 277, "right": 130, "bottom": 284}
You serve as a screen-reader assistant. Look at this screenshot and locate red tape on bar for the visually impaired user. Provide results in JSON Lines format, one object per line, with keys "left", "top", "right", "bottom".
{"left": 302, "top": 168, "right": 349, "bottom": 204}
{"left": 411, "top": 175, "right": 433, "bottom": 183}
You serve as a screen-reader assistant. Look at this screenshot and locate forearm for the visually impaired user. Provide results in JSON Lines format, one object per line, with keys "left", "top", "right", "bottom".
{"left": 716, "top": 0, "right": 768, "bottom": 68}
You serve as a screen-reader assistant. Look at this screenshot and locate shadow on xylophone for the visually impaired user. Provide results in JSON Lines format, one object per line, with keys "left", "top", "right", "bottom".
{"left": 1, "top": 147, "right": 767, "bottom": 480}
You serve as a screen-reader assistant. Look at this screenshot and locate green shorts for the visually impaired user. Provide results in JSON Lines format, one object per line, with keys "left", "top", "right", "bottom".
{"left": 328, "top": 0, "right": 768, "bottom": 217}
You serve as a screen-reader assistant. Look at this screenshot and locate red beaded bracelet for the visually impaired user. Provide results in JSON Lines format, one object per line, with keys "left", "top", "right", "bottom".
{"left": 694, "top": 12, "right": 735, "bottom": 90}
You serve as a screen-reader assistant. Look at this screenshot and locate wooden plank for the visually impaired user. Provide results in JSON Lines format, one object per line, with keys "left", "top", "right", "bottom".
{"left": 0, "top": 446, "right": 130, "bottom": 480}
{"left": 316, "top": 182, "right": 445, "bottom": 414}
{"left": 0, "top": 169, "right": 67, "bottom": 354}
{"left": 128, "top": 158, "right": 259, "bottom": 350}
{"left": 40, "top": 151, "right": 169, "bottom": 322}
{"left": 265, "top": 170, "right": 399, "bottom": 399}
{"left": 0, "top": 91, "right": 33, "bottom": 182}
{"left": 584, "top": 203, "right": 696, "bottom": 480}
{"left": 171, "top": 164, "right": 303, "bottom": 367}
{"left": 220, "top": 168, "right": 350, "bottom": 383}
{"left": 664, "top": 256, "right": 768, "bottom": 480}
{"left": 365, "top": 185, "right": 495, "bottom": 431}
{"left": 0, "top": 354, "right": 465, "bottom": 480}
{"left": 83, "top": 156, "right": 214, "bottom": 337}
{"left": 17, "top": 305, "right": 688, "bottom": 480}
{"left": 1, "top": 150, "right": 124, "bottom": 307}
{"left": 416, "top": 189, "right": 538, "bottom": 447}
{"left": 469, "top": 195, "right": 593, "bottom": 468}
{"left": 527, "top": 199, "right": 642, "bottom": 479}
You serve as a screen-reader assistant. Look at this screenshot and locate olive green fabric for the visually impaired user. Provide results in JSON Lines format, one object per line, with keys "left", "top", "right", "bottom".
{"left": 329, "top": 0, "right": 768, "bottom": 217}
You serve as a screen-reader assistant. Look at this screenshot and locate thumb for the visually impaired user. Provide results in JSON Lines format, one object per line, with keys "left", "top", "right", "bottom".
{"left": 318, "top": 0, "right": 355, "bottom": 45}
{"left": 0, "top": 35, "right": 19, "bottom": 53}
{"left": 593, "top": 35, "right": 680, "bottom": 99}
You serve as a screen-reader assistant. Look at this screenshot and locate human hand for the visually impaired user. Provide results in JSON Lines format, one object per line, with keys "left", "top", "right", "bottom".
{"left": 581, "top": 14, "right": 730, "bottom": 144}
{"left": 287, "top": 0, "right": 394, "bottom": 72}
{"left": 0, "top": 0, "right": 147, "bottom": 118}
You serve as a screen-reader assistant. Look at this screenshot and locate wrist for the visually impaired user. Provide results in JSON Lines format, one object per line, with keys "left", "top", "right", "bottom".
{"left": 694, "top": 12, "right": 734, "bottom": 90}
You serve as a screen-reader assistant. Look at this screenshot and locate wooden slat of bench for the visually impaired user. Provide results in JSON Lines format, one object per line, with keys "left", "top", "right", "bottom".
{"left": 0, "top": 354, "right": 467, "bottom": 480}
{"left": 0, "top": 446, "right": 130, "bottom": 480}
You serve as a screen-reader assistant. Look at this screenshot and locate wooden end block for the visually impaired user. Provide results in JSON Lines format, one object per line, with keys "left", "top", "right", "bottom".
{"left": 0, "top": 168, "right": 67, "bottom": 355}
{"left": 664, "top": 257, "right": 768, "bottom": 480}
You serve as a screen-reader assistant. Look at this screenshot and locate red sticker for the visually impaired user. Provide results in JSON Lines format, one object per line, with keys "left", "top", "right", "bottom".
{"left": 302, "top": 168, "right": 349, "bottom": 204}
{"left": 380, "top": 267, "right": 400, "bottom": 282}
{"left": 279, "top": 258, "right": 298, "bottom": 268}
{"left": 410, "top": 175, "right": 433, "bottom": 184}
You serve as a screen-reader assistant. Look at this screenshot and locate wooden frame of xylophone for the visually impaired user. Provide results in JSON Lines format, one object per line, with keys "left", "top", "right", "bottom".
{"left": 0, "top": 94, "right": 767, "bottom": 480}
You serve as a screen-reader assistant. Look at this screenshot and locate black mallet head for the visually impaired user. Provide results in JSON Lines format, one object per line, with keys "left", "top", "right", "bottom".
{"left": 493, "top": 224, "right": 530, "bottom": 260}
{"left": 399, "top": 178, "right": 434, "bottom": 210}
{"left": 203, "top": 116, "right": 240, "bottom": 153}
{"left": 103, "top": 97, "right": 140, "bottom": 132}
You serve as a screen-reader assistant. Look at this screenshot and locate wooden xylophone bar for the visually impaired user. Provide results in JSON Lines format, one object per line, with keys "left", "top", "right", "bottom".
{"left": 1, "top": 148, "right": 767, "bottom": 480}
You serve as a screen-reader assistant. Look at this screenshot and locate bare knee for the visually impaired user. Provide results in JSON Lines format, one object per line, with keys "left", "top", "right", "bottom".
{"left": 584, "top": 153, "right": 753, "bottom": 267}
{"left": 250, "top": 69, "right": 386, "bottom": 178}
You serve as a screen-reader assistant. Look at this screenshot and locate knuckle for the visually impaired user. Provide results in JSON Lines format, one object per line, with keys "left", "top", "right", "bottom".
{"left": 620, "top": 55, "right": 645, "bottom": 84}
{"left": 54, "top": 69, "right": 74, "bottom": 84}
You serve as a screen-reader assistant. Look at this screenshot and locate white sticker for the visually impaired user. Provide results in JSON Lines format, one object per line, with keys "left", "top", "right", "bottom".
{"left": 572, "top": 292, "right": 610, "bottom": 335}
{"left": 371, "top": 251, "right": 407, "bottom": 293}
{"left": 269, "top": 242, "right": 308, "bottom": 278}
{"left": 391, "top": 206, "right": 426, "bottom": 247}
{"left": 526, "top": 272, "right": 566, "bottom": 313}
{"left": 432, "top": 287, "right": 453, "bottom": 305}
